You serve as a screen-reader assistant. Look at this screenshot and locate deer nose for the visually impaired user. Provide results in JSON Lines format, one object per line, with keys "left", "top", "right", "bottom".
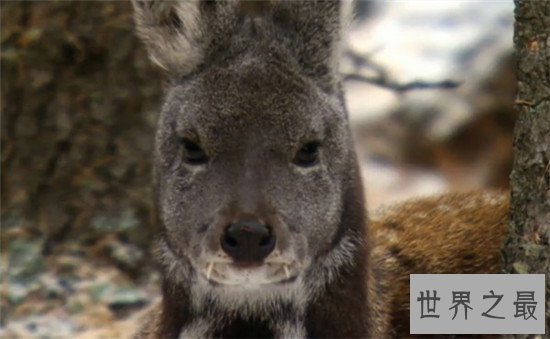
{"left": 220, "top": 219, "right": 276, "bottom": 263}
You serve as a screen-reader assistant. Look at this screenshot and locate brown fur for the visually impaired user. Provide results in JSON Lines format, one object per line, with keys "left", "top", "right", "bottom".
{"left": 369, "top": 190, "right": 509, "bottom": 338}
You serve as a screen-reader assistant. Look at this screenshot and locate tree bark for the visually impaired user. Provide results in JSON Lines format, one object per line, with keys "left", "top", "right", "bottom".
{"left": 503, "top": 0, "right": 550, "bottom": 335}
{"left": 1, "top": 2, "right": 162, "bottom": 256}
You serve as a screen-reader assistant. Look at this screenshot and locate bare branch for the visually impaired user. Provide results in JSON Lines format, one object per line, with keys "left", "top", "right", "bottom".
{"left": 344, "top": 73, "right": 460, "bottom": 92}
{"left": 343, "top": 48, "right": 461, "bottom": 92}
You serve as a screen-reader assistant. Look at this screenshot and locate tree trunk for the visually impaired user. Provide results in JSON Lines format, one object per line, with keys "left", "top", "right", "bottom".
{"left": 1, "top": 2, "right": 162, "bottom": 257}
{"left": 503, "top": 0, "right": 550, "bottom": 335}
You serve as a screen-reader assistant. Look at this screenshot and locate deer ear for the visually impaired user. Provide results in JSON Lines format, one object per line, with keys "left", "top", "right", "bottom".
{"left": 132, "top": 0, "right": 204, "bottom": 74}
{"left": 271, "top": 0, "right": 353, "bottom": 92}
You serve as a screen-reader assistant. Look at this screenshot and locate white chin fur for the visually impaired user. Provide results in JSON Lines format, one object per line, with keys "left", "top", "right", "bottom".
{"left": 200, "top": 261, "right": 298, "bottom": 287}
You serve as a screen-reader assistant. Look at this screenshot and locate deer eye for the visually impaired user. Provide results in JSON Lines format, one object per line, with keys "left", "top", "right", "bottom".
{"left": 181, "top": 138, "right": 208, "bottom": 165}
{"left": 293, "top": 142, "right": 320, "bottom": 167}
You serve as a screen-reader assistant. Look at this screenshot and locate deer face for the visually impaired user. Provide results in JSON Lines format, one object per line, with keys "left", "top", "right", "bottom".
{"left": 154, "top": 53, "right": 353, "bottom": 289}
{"left": 132, "top": 1, "right": 360, "bottom": 304}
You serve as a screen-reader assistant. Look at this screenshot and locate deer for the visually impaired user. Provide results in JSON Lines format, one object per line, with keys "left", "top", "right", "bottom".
{"left": 130, "top": 1, "right": 509, "bottom": 337}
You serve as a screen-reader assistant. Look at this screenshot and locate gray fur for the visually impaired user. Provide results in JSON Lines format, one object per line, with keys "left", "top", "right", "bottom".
{"left": 132, "top": 0, "right": 348, "bottom": 91}
{"left": 132, "top": 1, "right": 367, "bottom": 337}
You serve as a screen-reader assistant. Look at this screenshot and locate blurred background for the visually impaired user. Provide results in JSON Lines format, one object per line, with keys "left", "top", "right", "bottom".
{"left": 1, "top": 1, "right": 515, "bottom": 337}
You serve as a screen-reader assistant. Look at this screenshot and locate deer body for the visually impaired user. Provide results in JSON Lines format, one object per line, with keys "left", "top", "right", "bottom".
{"left": 131, "top": 1, "right": 509, "bottom": 338}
